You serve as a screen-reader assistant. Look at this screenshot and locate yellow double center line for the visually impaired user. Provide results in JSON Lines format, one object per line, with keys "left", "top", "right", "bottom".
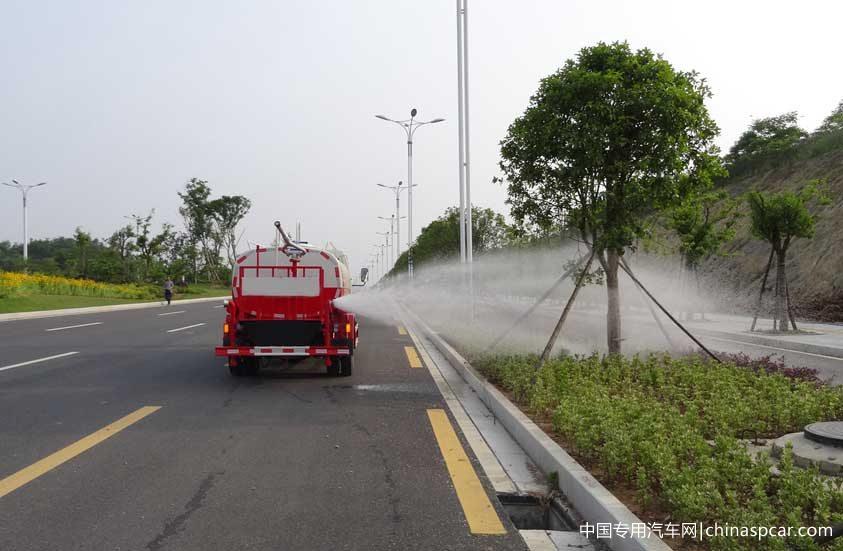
{"left": 0, "top": 406, "right": 161, "bottom": 499}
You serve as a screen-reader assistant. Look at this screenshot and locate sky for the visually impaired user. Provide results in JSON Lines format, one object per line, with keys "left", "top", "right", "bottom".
{"left": 2, "top": 0, "right": 842, "bottom": 277}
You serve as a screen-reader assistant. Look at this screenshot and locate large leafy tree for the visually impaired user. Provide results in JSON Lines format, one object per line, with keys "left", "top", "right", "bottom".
{"left": 499, "top": 42, "right": 722, "bottom": 353}
{"left": 178, "top": 178, "right": 215, "bottom": 282}
{"left": 178, "top": 179, "right": 252, "bottom": 282}
{"left": 747, "top": 181, "right": 827, "bottom": 332}
{"left": 209, "top": 195, "right": 252, "bottom": 267}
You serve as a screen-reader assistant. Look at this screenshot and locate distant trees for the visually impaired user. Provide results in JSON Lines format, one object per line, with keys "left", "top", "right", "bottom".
{"left": 668, "top": 189, "right": 739, "bottom": 317}
{"left": 0, "top": 178, "right": 250, "bottom": 286}
{"left": 747, "top": 180, "right": 828, "bottom": 332}
{"left": 725, "top": 101, "right": 843, "bottom": 176}
{"left": 725, "top": 113, "right": 807, "bottom": 171}
{"left": 178, "top": 178, "right": 251, "bottom": 282}
{"left": 389, "top": 206, "right": 510, "bottom": 275}
{"left": 499, "top": 42, "right": 723, "bottom": 354}
{"left": 815, "top": 100, "right": 843, "bottom": 136}
{"left": 73, "top": 227, "right": 93, "bottom": 279}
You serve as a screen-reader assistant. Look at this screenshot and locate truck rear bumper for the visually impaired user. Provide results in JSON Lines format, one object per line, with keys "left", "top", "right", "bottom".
{"left": 215, "top": 346, "right": 351, "bottom": 357}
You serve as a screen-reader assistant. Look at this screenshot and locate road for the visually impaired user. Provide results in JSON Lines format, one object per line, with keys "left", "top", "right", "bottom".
{"left": 0, "top": 302, "right": 525, "bottom": 550}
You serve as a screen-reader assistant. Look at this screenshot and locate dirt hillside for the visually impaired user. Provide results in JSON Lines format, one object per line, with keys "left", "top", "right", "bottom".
{"left": 702, "top": 149, "right": 843, "bottom": 321}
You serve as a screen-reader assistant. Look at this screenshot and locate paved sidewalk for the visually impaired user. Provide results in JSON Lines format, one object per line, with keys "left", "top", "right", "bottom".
{"left": 680, "top": 313, "right": 843, "bottom": 358}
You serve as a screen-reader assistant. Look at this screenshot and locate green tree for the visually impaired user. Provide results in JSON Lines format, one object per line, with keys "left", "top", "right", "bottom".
{"left": 130, "top": 211, "right": 173, "bottom": 282}
{"left": 107, "top": 225, "right": 136, "bottom": 282}
{"left": 499, "top": 42, "right": 722, "bottom": 353}
{"left": 178, "top": 178, "right": 214, "bottom": 282}
{"left": 725, "top": 112, "right": 806, "bottom": 173}
{"left": 746, "top": 180, "right": 828, "bottom": 332}
{"left": 73, "top": 227, "right": 93, "bottom": 278}
{"left": 668, "top": 189, "right": 739, "bottom": 316}
{"left": 814, "top": 99, "right": 843, "bottom": 136}
{"left": 209, "top": 195, "right": 252, "bottom": 267}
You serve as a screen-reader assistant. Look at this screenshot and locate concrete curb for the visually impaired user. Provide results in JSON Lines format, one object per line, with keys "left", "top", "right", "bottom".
{"left": 0, "top": 296, "right": 227, "bottom": 322}
{"left": 693, "top": 328, "right": 843, "bottom": 360}
{"left": 405, "top": 311, "right": 671, "bottom": 551}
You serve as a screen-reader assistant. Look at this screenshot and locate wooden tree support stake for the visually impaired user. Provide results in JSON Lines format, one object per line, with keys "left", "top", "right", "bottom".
{"left": 618, "top": 261, "right": 720, "bottom": 363}
{"left": 535, "top": 251, "right": 595, "bottom": 370}
{"left": 488, "top": 254, "right": 587, "bottom": 351}
{"left": 620, "top": 258, "right": 677, "bottom": 350}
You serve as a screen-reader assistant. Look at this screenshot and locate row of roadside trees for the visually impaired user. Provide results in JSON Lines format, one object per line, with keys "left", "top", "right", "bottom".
{"left": 0, "top": 178, "right": 251, "bottom": 285}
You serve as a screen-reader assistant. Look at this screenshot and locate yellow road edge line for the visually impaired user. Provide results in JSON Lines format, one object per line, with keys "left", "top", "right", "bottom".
{"left": 397, "top": 325, "right": 407, "bottom": 335}
{"left": 0, "top": 406, "right": 162, "bottom": 499}
{"left": 404, "top": 346, "right": 422, "bottom": 368}
{"left": 426, "top": 408, "right": 506, "bottom": 535}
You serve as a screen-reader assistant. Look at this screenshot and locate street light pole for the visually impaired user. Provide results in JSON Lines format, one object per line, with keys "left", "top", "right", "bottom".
{"left": 376, "top": 231, "right": 390, "bottom": 270}
{"left": 377, "top": 181, "right": 412, "bottom": 262}
{"left": 375, "top": 111, "right": 444, "bottom": 279}
{"left": 456, "top": 0, "right": 473, "bottom": 264}
{"left": 2, "top": 180, "right": 47, "bottom": 262}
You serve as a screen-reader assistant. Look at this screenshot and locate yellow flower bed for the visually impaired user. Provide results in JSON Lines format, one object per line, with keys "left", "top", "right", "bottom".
{"left": 0, "top": 271, "right": 154, "bottom": 299}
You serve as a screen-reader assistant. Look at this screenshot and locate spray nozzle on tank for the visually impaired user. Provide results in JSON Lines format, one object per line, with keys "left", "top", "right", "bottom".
{"left": 273, "top": 221, "right": 306, "bottom": 259}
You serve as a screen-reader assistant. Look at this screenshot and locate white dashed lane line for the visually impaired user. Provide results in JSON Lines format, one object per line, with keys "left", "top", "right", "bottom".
{"left": 0, "top": 352, "right": 80, "bottom": 373}
{"left": 45, "top": 322, "right": 103, "bottom": 332}
{"left": 166, "top": 323, "right": 207, "bottom": 333}
{"left": 157, "top": 310, "right": 186, "bottom": 317}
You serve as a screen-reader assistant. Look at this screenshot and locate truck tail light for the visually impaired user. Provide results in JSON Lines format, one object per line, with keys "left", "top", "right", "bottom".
{"left": 345, "top": 323, "right": 351, "bottom": 334}
{"left": 224, "top": 323, "right": 230, "bottom": 334}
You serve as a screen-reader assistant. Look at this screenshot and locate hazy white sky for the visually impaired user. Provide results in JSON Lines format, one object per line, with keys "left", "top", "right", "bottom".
{"left": 2, "top": 0, "right": 841, "bottom": 275}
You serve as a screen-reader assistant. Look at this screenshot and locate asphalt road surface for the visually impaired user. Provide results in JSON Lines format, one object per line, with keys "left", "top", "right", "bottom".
{"left": 0, "top": 302, "right": 526, "bottom": 550}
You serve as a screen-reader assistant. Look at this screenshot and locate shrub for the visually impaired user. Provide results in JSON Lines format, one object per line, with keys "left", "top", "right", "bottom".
{"left": 0, "top": 271, "right": 157, "bottom": 300}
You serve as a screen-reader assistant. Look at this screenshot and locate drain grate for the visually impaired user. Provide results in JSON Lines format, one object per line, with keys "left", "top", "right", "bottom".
{"left": 497, "top": 493, "right": 577, "bottom": 531}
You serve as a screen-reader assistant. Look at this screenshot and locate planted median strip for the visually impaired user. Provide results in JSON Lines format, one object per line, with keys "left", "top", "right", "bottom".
{"left": 0, "top": 406, "right": 161, "bottom": 499}
{"left": 471, "top": 352, "right": 843, "bottom": 549}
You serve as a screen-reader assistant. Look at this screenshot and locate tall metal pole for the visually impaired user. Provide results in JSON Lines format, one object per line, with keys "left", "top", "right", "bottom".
{"left": 375, "top": 114, "right": 443, "bottom": 280}
{"left": 456, "top": 0, "right": 466, "bottom": 264}
{"left": 407, "top": 116, "right": 414, "bottom": 254}
{"left": 395, "top": 183, "right": 402, "bottom": 258}
{"left": 22, "top": 190, "right": 29, "bottom": 261}
{"left": 2, "top": 180, "right": 46, "bottom": 263}
{"left": 463, "top": 0, "right": 473, "bottom": 264}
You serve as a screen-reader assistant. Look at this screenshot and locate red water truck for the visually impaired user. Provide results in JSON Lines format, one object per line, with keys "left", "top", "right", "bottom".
{"left": 215, "top": 223, "right": 365, "bottom": 376}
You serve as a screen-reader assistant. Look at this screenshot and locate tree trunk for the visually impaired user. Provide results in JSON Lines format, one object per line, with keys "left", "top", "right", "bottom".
{"left": 606, "top": 248, "right": 622, "bottom": 354}
{"left": 775, "top": 250, "right": 787, "bottom": 332}
{"left": 751, "top": 248, "right": 775, "bottom": 332}
{"left": 785, "top": 276, "right": 798, "bottom": 331}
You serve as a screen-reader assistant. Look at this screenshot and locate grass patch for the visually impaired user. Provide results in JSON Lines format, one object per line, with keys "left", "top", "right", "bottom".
{"left": 471, "top": 352, "right": 843, "bottom": 550}
{"left": 0, "top": 271, "right": 229, "bottom": 313}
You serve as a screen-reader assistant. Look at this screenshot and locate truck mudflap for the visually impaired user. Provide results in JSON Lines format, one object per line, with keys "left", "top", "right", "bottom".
{"left": 215, "top": 346, "right": 351, "bottom": 357}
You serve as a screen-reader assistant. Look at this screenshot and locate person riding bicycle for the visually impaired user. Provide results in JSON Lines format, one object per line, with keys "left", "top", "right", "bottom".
{"left": 163, "top": 277, "right": 174, "bottom": 306}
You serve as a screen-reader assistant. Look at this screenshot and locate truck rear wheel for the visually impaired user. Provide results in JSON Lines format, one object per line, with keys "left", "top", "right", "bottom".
{"left": 339, "top": 355, "right": 353, "bottom": 377}
{"left": 327, "top": 358, "right": 340, "bottom": 377}
{"left": 229, "top": 362, "right": 245, "bottom": 377}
